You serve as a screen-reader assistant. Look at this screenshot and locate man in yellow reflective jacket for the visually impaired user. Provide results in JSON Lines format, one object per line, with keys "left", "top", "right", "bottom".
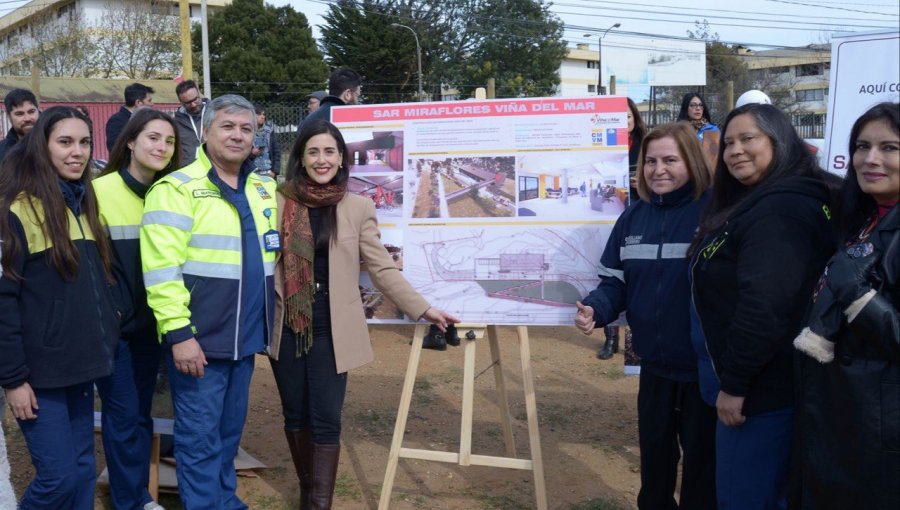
{"left": 141, "top": 95, "right": 277, "bottom": 509}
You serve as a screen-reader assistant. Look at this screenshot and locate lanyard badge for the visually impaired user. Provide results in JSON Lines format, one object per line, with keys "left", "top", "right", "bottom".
{"left": 262, "top": 208, "right": 281, "bottom": 251}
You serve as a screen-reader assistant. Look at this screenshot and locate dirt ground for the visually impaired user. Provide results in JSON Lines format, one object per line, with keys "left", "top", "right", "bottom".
{"left": 3, "top": 325, "right": 642, "bottom": 510}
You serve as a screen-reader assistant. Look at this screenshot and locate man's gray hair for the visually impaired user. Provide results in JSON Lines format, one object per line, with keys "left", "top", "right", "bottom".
{"left": 201, "top": 94, "right": 257, "bottom": 135}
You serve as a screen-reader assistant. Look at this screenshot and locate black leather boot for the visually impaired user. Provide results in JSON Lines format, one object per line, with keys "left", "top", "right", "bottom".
{"left": 284, "top": 429, "right": 313, "bottom": 509}
{"left": 310, "top": 443, "right": 341, "bottom": 509}
{"left": 597, "top": 325, "right": 620, "bottom": 360}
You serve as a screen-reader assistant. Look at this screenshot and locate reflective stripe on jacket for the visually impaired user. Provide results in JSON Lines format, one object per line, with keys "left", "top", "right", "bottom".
{"left": 94, "top": 169, "right": 155, "bottom": 341}
{"left": 140, "top": 148, "right": 277, "bottom": 360}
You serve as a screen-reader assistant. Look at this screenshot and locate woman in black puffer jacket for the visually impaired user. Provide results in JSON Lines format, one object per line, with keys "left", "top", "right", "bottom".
{"left": 794, "top": 102, "right": 899, "bottom": 510}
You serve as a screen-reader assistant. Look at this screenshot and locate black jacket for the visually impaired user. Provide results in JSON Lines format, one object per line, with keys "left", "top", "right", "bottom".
{"left": 298, "top": 95, "right": 346, "bottom": 134}
{"left": 582, "top": 183, "right": 709, "bottom": 381}
{"left": 105, "top": 106, "right": 132, "bottom": 152}
{"left": 174, "top": 99, "right": 208, "bottom": 166}
{"left": 0, "top": 191, "right": 120, "bottom": 390}
{"left": 796, "top": 204, "right": 899, "bottom": 510}
{"left": 0, "top": 128, "right": 20, "bottom": 162}
{"left": 691, "top": 175, "right": 834, "bottom": 415}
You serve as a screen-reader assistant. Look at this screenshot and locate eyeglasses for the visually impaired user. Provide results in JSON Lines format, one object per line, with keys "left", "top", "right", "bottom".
{"left": 688, "top": 103, "right": 704, "bottom": 109}
{"left": 180, "top": 95, "right": 202, "bottom": 107}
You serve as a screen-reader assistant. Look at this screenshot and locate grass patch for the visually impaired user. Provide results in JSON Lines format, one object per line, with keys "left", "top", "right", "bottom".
{"left": 334, "top": 472, "right": 361, "bottom": 499}
{"left": 569, "top": 496, "right": 631, "bottom": 510}
{"left": 353, "top": 408, "right": 394, "bottom": 435}
{"left": 477, "top": 493, "right": 527, "bottom": 509}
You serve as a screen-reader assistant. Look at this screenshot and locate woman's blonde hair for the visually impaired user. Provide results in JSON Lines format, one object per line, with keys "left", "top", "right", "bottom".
{"left": 635, "top": 122, "right": 712, "bottom": 202}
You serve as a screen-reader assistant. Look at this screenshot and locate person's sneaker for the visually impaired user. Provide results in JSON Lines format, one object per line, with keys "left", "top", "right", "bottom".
{"left": 144, "top": 502, "right": 166, "bottom": 510}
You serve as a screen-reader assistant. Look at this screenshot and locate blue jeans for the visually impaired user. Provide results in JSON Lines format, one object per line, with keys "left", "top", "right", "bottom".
{"left": 17, "top": 382, "right": 96, "bottom": 510}
{"left": 716, "top": 408, "right": 793, "bottom": 510}
{"left": 96, "top": 338, "right": 161, "bottom": 509}
{"left": 167, "top": 352, "right": 254, "bottom": 510}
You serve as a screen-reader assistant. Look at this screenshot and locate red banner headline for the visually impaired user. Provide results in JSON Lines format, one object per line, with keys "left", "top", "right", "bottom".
{"left": 331, "top": 97, "right": 628, "bottom": 123}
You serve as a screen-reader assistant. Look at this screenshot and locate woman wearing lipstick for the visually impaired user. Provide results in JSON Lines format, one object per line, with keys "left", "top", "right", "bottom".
{"left": 794, "top": 102, "right": 898, "bottom": 510}
{"left": 269, "top": 119, "right": 458, "bottom": 508}
{"left": 689, "top": 103, "right": 835, "bottom": 510}
{"left": 0, "top": 106, "right": 120, "bottom": 509}
{"left": 93, "top": 108, "right": 180, "bottom": 510}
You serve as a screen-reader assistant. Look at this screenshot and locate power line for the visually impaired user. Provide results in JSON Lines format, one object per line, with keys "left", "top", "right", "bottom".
{"left": 762, "top": 0, "right": 900, "bottom": 16}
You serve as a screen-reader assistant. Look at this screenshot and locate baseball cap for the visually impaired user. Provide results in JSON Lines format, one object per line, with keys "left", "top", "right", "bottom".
{"left": 306, "top": 91, "right": 326, "bottom": 101}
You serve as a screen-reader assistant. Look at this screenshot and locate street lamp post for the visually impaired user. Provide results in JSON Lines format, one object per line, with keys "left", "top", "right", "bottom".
{"left": 585, "top": 23, "right": 621, "bottom": 95}
{"left": 391, "top": 23, "right": 424, "bottom": 101}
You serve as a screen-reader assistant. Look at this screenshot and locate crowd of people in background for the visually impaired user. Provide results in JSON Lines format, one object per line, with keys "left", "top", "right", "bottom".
{"left": 0, "top": 66, "right": 896, "bottom": 510}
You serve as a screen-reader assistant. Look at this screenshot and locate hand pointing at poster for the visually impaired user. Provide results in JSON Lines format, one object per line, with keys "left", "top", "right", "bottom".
{"left": 574, "top": 301, "right": 596, "bottom": 335}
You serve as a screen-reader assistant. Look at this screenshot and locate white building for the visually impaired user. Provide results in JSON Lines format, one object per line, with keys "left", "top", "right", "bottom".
{"left": 0, "top": 0, "right": 229, "bottom": 77}
{"left": 557, "top": 43, "right": 601, "bottom": 97}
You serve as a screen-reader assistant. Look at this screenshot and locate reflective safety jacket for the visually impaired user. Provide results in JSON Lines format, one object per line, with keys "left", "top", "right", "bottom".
{"left": 140, "top": 148, "right": 277, "bottom": 360}
{"left": 94, "top": 168, "right": 156, "bottom": 342}
{"left": 0, "top": 193, "right": 119, "bottom": 389}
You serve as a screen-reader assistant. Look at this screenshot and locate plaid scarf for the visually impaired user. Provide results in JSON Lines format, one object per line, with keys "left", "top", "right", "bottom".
{"left": 280, "top": 179, "right": 346, "bottom": 356}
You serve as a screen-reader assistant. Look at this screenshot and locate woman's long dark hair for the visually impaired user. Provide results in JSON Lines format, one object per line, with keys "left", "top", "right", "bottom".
{"left": 836, "top": 102, "right": 900, "bottom": 240}
{"left": 282, "top": 119, "right": 351, "bottom": 247}
{"left": 627, "top": 97, "right": 648, "bottom": 142}
{"left": 691, "top": 103, "right": 823, "bottom": 252}
{"left": 677, "top": 92, "right": 712, "bottom": 123}
{"left": 101, "top": 108, "right": 181, "bottom": 181}
{"left": 0, "top": 106, "right": 115, "bottom": 282}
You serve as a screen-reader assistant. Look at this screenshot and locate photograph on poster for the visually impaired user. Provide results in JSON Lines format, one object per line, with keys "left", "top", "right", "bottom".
{"left": 359, "top": 229, "right": 407, "bottom": 322}
{"left": 408, "top": 156, "right": 516, "bottom": 219}
{"left": 403, "top": 224, "right": 608, "bottom": 324}
{"left": 516, "top": 151, "right": 628, "bottom": 218}
{"left": 341, "top": 130, "right": 404, "bottom": 173}
{"left": 349, "top": 175, "right": 403, "bottom": 221}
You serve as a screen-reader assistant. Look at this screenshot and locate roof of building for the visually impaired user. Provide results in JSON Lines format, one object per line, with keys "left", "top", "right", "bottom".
{"left": 0, "top": 0, "right": 230, "bottom": 32}
{"left": 0, "top": 76, "right": 182, "bottom": 104}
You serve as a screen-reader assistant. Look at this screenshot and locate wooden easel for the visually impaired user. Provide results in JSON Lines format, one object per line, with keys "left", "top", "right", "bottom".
{"left": 378, "top": 324, "right": 547, "bottom": 509}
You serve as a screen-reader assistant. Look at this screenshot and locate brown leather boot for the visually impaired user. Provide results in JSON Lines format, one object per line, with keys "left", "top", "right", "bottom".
{"left": 284, "top": 429, "right": 313, "bottom": 509}
{"left": 309, "top": 443, "right": 341, "bottom": 509}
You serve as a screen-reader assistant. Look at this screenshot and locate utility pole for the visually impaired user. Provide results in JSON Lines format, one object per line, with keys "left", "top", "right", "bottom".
{"left": 178, "top": 0, "right": 192, "bottom": 80}
{"left": 201, "top": 0, "right": 211, "bottom": 98}
{"left": 390, "top": 23, "right": 424, "bottom": 101}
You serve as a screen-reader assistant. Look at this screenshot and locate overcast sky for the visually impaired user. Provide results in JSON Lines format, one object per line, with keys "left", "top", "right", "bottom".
{"left": 274, "top": 0, "right": 899, "bottom": 50}
{"left": 0, "top": 0, "right": 896, "bottom": 51}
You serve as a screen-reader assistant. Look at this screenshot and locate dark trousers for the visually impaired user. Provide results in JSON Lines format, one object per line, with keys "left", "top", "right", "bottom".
{"left": 270, "top": 295, "right": 347, "bottom": 444}
{"left": 96, "top": 338, "right": 161, "bottom": 510}
{"left": 716, "top": 408, "right": 793, "bottom": 510}
{"left": 637, "top": 371, "right": 717, "bottom": 510}
{"left": 167, "top": 352, "right": 254, "bottom": 510}
{"left": 17, "top": 382, "right": 96, "bottom": 510}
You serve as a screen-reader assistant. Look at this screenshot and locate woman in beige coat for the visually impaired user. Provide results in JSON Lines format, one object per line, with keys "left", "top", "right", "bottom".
{"left": 269, "top": 119, "right": 457, "bottom": 509}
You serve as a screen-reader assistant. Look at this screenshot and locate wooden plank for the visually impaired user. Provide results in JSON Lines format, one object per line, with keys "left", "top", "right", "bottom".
{"left": 459, "top": 338, "right": 476, "bottom": 466}
{"left": 517, "top": 326, "right": 548, "bottom": 510}
{"left": 487, "top": 325, "right": 516, "bottom": 458}
{"left": 378, "top": 323, "right": 428, "bottom": 510}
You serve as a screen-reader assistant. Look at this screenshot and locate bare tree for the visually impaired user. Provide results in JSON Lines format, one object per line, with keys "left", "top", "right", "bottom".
{"left": 93, "top": 0, "right": 180, "bottom": 79}
{"left": 14, "top": 8, "right": 96, "bottom": 77}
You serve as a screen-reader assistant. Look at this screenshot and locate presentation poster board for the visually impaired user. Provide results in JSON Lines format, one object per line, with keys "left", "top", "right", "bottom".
{"left": 824, "top": 31, "right": 900, "bottom": 175}
{"left": 602, "top": 34, "right": 707, "bottom": 87}
{"left": 331, "top": 97, "right": 630, "bottom": 325}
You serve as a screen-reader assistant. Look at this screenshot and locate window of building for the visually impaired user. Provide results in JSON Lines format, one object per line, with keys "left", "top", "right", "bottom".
{"left": 796, "top": 88, "right": 826, "bottom": 102}
{"left": 587, "top": 61, "right": 598, "bottom": 69}
{"left": 588, "top": 84, "right": 596, "bottom": 93}
{"left": 797, "top": 63, "right": 823, "bottom": 77}
{"left": 58, "top": 2, "right": 75, "bottom": 19}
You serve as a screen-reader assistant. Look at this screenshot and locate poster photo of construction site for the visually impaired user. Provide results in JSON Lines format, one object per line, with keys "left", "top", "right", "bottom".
{"left": 408, "top": 156, "right": 516, "bottom": 219}
{"left": 342, "top": 130, "right": 404, "bottom": 173}
{"left": 358, "top": 228, "right": 408, "bottom": 322}
{"left": 348, "top": 175, "right": 404, "bottom": 222}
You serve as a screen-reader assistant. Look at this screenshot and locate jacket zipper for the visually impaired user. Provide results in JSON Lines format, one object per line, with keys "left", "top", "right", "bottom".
{"left": 74, "top": 213, "right": 113, "bottom": 372}
{"left": 690, "top": 247, "right": 720, "bottom": 383}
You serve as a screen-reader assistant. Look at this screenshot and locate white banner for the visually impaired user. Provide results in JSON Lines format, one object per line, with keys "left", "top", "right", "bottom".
{"left": 824, "top": 31, "right": 900, "bottom": 175}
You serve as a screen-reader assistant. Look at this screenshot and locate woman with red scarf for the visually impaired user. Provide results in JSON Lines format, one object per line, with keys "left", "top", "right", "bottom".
{"left": 268, "top": 119, "right": 457, "bottom": 508}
